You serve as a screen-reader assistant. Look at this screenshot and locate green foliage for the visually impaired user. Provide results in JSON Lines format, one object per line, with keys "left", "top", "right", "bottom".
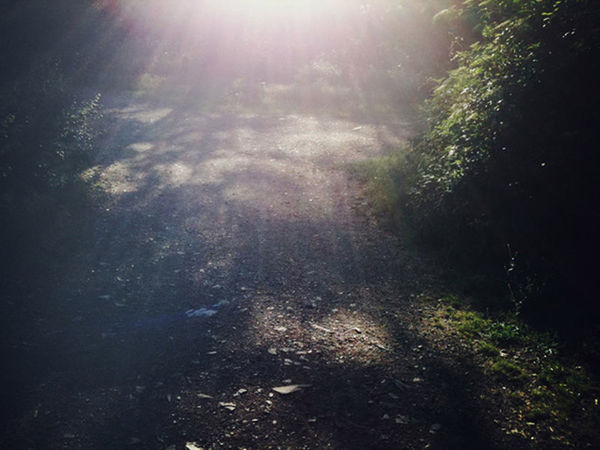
{"left": 396, "top": 0, "right": 600, "bottom": 329}
{"left": 455, "top": 311, "right": 490, "bottom": 337}
{"left": 429, "top": 295, "right": 599, "bottom": 441}
{"left": 351, "top": 151, "right": 410, "bottom": 225}
{"left": 439, "top": 293, "right": 462, "bottom": 308}
{"left": 477, "top": 340, "right": 500, "bottom": 356}
{"left": 488, "top": 321, "right": 522, "bottom": 346}
{"left": 487, "top": 358, "right": 526, "bottom": 383}
{"left": 0, "top": 59, "right": 103, "bottom": 290}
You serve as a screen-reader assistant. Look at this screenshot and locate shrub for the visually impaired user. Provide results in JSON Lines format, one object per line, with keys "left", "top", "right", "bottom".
{"left": 0, "top": 60, "right": 103, "bottom": 292}
{"left": 401, "top": 0, "right": 600, "bottom": 329}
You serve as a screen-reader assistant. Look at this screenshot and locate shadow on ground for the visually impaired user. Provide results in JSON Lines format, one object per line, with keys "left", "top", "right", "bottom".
{"left": 2, "top": 91, "right": 525, "bottom": 449}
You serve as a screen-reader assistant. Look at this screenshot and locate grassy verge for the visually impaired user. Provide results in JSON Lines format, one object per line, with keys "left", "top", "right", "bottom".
{"left": 351, "top": 152, "right": 600, "bottom": 444}
{"left": 426, "top": 294, "right": 600, "bottom": 446}
{"left": 349, "top": 149, "right": 409, "bottom": 228}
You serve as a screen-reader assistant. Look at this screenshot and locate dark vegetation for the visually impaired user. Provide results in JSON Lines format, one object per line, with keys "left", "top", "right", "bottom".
{"left": 363, "top": 0, "right": 600, "bottom": 348}
{"left": 1, "top": 1, "right": 101, "bottom": 298}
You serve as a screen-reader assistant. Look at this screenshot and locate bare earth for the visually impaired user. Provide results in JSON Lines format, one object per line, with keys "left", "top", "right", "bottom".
{"left": 4, "top": 94, "right": 525, "bottom": 449}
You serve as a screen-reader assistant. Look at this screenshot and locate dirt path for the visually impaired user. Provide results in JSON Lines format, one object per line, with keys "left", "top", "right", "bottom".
{"left": 4, "top": 94, "right": 522, "bottom": 449}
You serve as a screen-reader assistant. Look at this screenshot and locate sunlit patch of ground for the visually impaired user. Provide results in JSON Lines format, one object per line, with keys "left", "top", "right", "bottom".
{"left": 90, "top": 104, "right": 407, "bottom": 219}
{"left": 108, "top": 104, "right": 173, "bottom": 124}
{"left": 246, "top": 295, "right": 396, "bottom": 368}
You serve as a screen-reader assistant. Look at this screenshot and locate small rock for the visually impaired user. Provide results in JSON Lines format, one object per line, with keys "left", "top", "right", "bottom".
{"left": 185, "top": 308, "right": 218, "bottom": 318}
{"left": 212, "top": 299, "right": 229, "bottom": 308}
{"left": 185, "top": 443, "right": 203, "bottom": 450}
{"left": 267, "top": 347, "right": 277, "bottom": 355}
{"left": 429, "top": 423, "right": 442, "bottom": 434}
{"left": 274, "top": 326, "right": 287, "bottom": 332}
{"left": 272, "top": 384, "right": 311, "bottom": 394}
{"left": 233, "top": 388, "right": 247, "bottom": 397}
{"left": 311, "top": 323, "right": 333, "bottom": 333}
{"left": 219, "top": 402, "right": 236, "bottom": 411}
{"left": 395, "top": 415, "right": 410, "bottom": 424}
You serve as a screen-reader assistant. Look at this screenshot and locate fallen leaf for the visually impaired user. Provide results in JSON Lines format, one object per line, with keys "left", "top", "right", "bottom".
{"left": 233, "top": 388, "right": 247, "bottom": 397}
{"left": 272, "top": 384, "right": 311, "bottom": 394}
{"left": 219, "top": 402, "right": 236, "bottom": 411}
{"left": 429, "top": 423, "right": 442, "bottom": 434}
{"left": 186, "top": 442, "right": 204, "bottom": 450}
{"left": 311, "top": 323, "right": 333, "bottom": 333}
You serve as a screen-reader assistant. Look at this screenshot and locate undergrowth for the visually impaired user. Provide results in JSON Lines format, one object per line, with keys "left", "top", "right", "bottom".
{"left": 426, "top": 294, "right": 600, "bottom": 446}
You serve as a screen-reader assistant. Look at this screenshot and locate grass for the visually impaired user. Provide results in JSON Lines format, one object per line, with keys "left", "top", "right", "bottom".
{"left": 424, "top": 293, "right": 600, "bottom": 443}
{"left": 349, "top": 150, "right": 409, "bottom": 226}
{"left": 486, "top": 358, "right": 526, "bottom": 383}
{"left": 478, "top": 340, "right": 500, "bottom": 356}
{"left": 354, "top": 147, "right": 600, "bottom": 443}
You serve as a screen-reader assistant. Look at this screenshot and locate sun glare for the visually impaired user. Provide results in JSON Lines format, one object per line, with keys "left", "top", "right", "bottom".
{"left": 234, "top": 0, "right": 338, "bottom": 14}
{"left": 102, "top": 0, "right": 347, "bottom": 24}
{"left": 96, "top": 0, "right": 368, "bottom": 82}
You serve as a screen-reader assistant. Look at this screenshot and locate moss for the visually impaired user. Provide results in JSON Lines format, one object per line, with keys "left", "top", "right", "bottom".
{"left": 478, "top": 340, "right": 500, "bottom": 356}
{"left": 439, "top": 294, "right": 462, "bottom": 308}
{"left": 431, "top": 317, "right": 445, "bottom": 329}
{"left": 487, "top": 359, "right": 527, "bottom": 383}
{"left": 427, "top": 293, "right": 599, "bottom": 444}
{"left": 455, "top": 311, "right": 491, "bottom": 338}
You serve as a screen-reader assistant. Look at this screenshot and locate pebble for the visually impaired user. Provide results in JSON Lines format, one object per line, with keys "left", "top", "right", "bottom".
{"left": 429, "top": 423, "right": 442, "bottom": 434}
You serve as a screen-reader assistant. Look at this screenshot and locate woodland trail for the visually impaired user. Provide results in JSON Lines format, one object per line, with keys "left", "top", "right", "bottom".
{"left": 3, "top": 93, "right": 520, "bottom": 449}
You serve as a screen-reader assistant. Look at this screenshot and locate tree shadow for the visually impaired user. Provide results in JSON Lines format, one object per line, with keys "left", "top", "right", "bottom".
{"left": 2, "top": 95, "right": 526, "bottom": 449}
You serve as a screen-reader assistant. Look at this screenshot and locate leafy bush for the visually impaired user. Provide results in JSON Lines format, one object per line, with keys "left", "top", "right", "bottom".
{"left": 400, "top": 0, "right": 600, "bottom": 329}
{"left": 489, "top": 322, "right": 522, "bottom": 346}
{"left": 0, "top": 60, "right": 103, "bottom": 292}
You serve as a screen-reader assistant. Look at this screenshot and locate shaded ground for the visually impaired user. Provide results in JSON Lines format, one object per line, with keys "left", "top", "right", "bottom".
{"left": 2, "top": 91, "right": 530, "bottom": 449}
